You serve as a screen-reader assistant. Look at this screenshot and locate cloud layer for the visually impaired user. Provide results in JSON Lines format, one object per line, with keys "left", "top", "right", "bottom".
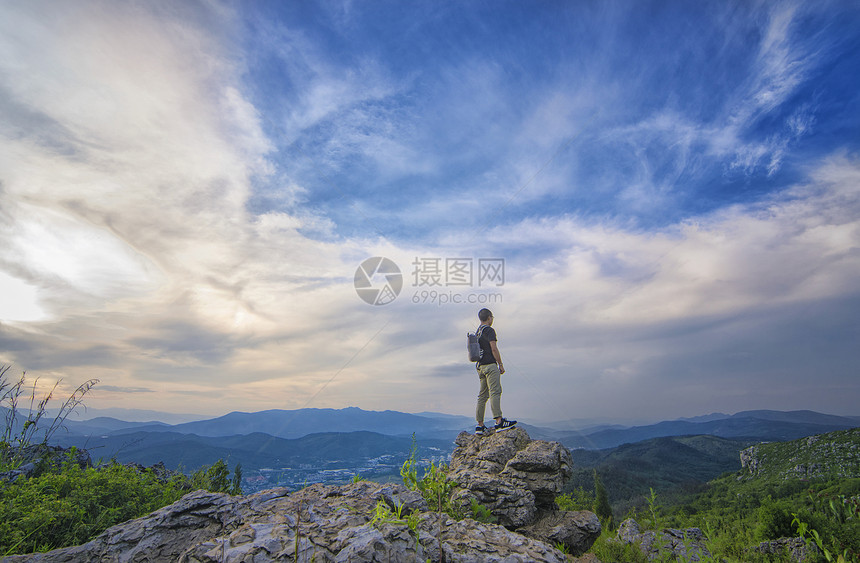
{"left": 1, "top": 0, "right": 858, "bottom": 422}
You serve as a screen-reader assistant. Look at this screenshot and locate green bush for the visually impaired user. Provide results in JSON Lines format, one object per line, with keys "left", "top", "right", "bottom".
{"left": 1, "top": 367, "right": 244, "bottom": 556}
{"left": 0, "top": 461, "right": 185, "bottom": 555}
{"left": 0, "top": 457, "right": 244, "bottom": 556}
{"left": 756, "top": 497, "right": 797, "bottom": 540}
{"left": 556, "top": 486, "right": 594, "bottom": 511}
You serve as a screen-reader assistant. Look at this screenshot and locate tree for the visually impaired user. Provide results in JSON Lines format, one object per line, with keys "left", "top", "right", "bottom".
{"left": 593, "top": 469, "right": 614, "bottom": 530}
{"left": 230, "top": 463, "right": 243, "bottom": 496}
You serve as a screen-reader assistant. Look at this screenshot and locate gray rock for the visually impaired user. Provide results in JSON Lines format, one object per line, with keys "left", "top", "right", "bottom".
{"left": 615, "top": 518, "right": 711, "bottom": 561}
{"left": 449, "top": 428, "right": 577, "bottom": 523}
{"left": 500, "top": 439, "right": 573, "bottom": 506}
{"left": 751, "top": 537, "right": 817, "bottom": 562}
{"left": 447, "top": 427, "right": 600, "bottom": 556}
{"left": 450, "top": 475, "right": 537, "bottom": 528}
{"left": 2, "top": 482, "right": 567, "bottom": 563}
{"left": 3, "top": 489, "right": 242, "bottom": 562}
{"left": 518, "top": 510, "right": 602, "bottom": 556}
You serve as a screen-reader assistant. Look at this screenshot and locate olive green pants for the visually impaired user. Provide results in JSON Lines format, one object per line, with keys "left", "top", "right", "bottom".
{"left": 476, "top": 363, "right": 502, "bottom": 423}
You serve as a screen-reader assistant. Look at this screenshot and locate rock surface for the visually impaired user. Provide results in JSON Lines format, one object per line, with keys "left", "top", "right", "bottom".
{"left": 3, "top": 482, "right": 566, "bottom": 562}
{"left": 3, "top": 428, "right": 599, "bottom": 562}
{"left": 0, "top": 445, "right": 91, "bottom": 482}
{"left": 751, "top": 537, "right": 818, "bottom": 562}
{"left": 518, "top": 510, "right": 602, "bottom": 557}
{"left": 615, "top": 518, "right": 711, "bottom": 561}
{"left": 448, "top": 427, "right": 599, "bottom": 555}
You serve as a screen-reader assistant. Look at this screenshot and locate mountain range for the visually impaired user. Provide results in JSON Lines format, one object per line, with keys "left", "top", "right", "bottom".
{"left": 7, "top": 406, "right": 857, "bottom": 490}
{"left": 552, "top": 409, "right": 860, "bottom": 449}
{"left": 31, "top": 407, "right": 859, "bottom": 452}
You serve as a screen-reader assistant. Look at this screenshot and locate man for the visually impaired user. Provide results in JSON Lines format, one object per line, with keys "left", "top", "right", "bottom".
{"left": 474, "top": 308, "right": 517, "bottom": 435}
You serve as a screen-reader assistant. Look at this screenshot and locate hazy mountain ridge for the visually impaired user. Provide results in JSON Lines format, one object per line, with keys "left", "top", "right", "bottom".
{"left": 54, "top": 407, "right": 860, "bottom": 445}
{"left": 557, "top": 411, "right": 859, "bottom": 449}
{"left": 28, "top": 407, "right": 860, "bottom": 493}
{"left": 54, "top": 430, "right": 452, "bottom": 470}
{"left": 79, "top": 407, "right": 474, "bottom": 440}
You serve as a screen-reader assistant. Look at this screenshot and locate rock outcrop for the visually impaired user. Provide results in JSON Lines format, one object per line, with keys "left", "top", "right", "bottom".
{"left": 751, "top": 537, "right": 818, "bottom": 562}
{"left": 614, "top": 518, "right": 711, "bottom": 561}
{"left": 3, "top": 482, "right": 567, "bottom": 562}
{"left": 448, "top": 427, "right": 600, "bottom": 556}
{"left": 739, "top": 428, "right": 860, "bottom": 480}
{"left": 0, "top": 445, "right": 91, "bottom": 483}
{"left": 3, "top": 428, "right": 599, "bottom": 562}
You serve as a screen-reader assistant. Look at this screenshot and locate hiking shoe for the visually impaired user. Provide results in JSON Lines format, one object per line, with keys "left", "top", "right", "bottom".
{"left": 494, "top": 418, "right": 517, "bottom": 432}
{"left": 475, "top": 425, "right": 489, "bottom": 435}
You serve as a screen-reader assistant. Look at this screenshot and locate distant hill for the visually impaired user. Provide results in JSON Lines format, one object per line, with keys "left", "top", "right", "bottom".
{"left": 565, "top": 435, "right": 758, "bottom": 515}
{"left": 558, "top": 410, "right": 859, "bottom": 449}
{"left": 76, "top": 407, "right": 474, "bottom": 441}
{"left": 54, "top": 430, "right": 452, "bottom": 473}
{"left": 739, "top": 427, "right": 860, "bottom": 481}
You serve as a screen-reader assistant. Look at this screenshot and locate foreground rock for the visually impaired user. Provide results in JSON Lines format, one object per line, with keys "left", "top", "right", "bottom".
{"left": 615, "top": 518, "right": 711, "bottom": 561}
{"left": 449, "top": 427, "right": 600, "bottom": 556}
{"left": 3, "top": 482, "right": 566, "bottom": 562}
{"left": 4, "top": 428, "right": 597, "bottom": 562}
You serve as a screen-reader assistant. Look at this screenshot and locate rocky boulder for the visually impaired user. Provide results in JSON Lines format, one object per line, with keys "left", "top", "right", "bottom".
{"left": 448, "top": 427, "right": 599, "bottom": 555}
{"left": 518, "top": 510, "right": 602, "bottom": 557}
{"left": 615, "top": 518, "right": 711, "bottom": 561}
{"left": 751, "top": 537, "right": 818, "bottom": 562}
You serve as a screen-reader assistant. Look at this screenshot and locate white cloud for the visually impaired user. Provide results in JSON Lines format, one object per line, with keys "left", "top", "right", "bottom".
{"left": 1, "top": 1, "right": 856, "bottom": 421}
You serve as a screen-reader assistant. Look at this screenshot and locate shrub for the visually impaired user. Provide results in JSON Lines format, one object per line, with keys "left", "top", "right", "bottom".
{"left": 0, "top": 460, "right": 185, "bottom": 555}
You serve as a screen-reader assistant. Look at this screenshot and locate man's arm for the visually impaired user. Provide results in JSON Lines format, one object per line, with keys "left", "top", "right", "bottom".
{"left": 489, "top": 341, "right": 505, "bottom": 374}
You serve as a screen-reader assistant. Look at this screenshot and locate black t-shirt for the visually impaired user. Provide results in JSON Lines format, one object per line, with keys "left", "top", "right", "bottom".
{"left": 477, "top": 325, "right": 497, "bottom": 365}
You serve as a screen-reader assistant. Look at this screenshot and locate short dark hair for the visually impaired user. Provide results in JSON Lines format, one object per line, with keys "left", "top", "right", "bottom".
{"left": 478, "top": 308, "right": 493, "bottom": 322}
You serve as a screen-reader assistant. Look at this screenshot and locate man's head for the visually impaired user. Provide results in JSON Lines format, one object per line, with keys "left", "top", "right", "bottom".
{"left": 478, "top": 308, "right": 493, "bottom": 324}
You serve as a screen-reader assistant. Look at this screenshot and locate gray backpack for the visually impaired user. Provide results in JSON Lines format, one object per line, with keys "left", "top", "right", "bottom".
{"left": 466, "top": 325, "right": 489, "bottom": 362}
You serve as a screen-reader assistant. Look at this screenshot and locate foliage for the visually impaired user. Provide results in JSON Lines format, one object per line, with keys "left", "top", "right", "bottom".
{"left": 469, "top": 497, "right": 496, "bottom": 524}
{"left": 565, "top": 434, "right": 755, "bottom": 517}
{"left": 400, "top": 434, "right": 495, "bottom": 524}
{"left": 401, "top": 435, "right": 460, "bottom": 517}
{"left": 588, "top": 527, "right": 650, "bottom": 563}
{"left": 1, "top": 365, "right": 98, "bottom": 470}
{"left": 0, "top": 458, "right": 184, "bottom": 555}
{"left": 556, "top": 486, "right": 595, "bottom": 511}
{"left": 574, "top": 428, "right": 860, "bottom": 561}
{"left": 656, "top": 475, "right": 860, "bottom": 562}
{"left": 594, "top": 469, "right": 614, "bottom": 530}
{"left": 187, "top": 459, "right": 243, "bottom": 496}
{"left": 646, "top": 487, "right": 661, "bottom": 530}
{"left": 370, "top": 498, "right": 419, "bottom": 532}
{"left": 0, "top": 456, "right": 245, "bottom": 556}
{"left": 1, "top": 365, "right": 244, "bottom": 556}
{"left": 563, "top": 463, "right": 859, "bottom": 562}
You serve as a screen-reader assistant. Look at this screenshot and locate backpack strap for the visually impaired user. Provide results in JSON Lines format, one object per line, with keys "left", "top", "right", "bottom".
{"left": 475, "top": 325, "right": 489, "bottom": 367}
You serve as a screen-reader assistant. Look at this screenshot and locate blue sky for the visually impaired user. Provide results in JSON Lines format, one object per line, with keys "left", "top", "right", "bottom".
{"left": 1, "top": 0, "right": 858, "bottom": 424}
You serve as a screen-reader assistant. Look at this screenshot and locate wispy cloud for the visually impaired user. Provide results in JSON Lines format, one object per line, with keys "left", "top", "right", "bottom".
{"left": 1, "top": 0, "right": 857, "bottom": 421}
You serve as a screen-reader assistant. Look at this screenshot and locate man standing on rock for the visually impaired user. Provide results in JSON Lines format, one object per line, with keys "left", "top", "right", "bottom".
{"left": 475, "top": 308, "right": 517, "bottom": 435}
